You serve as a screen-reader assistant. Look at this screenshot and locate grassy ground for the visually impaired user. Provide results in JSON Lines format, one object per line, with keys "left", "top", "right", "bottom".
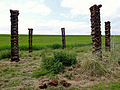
{"left": 0, "top": 35, "right": 120, "bottom": 90}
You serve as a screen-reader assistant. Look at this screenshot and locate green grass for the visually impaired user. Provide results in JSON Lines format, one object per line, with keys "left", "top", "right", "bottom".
{"left": 90, "top": 81, "right": 120, "bottom": 90}
{"left": 0, "top": 34, "right": 120, "bottom": 89}
{"left": 0, "top": 35, "right": 92, "bottom": 50}
{"left": 0, "top": 34, "right": 120, "bottom": 51}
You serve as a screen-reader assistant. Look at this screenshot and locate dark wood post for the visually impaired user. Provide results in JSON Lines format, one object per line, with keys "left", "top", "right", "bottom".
{"left": 61, "top": 28, "right": 66, "bottom": 49}
{"left": 90, "top": 4, "right": 102, "bottom": 60}
{"left": 10, "top": 10, "right": 19, "bottom": 62}
{"left": 105, "top": 21, "right": 111, "bottom": 51}
{"left": 28, "top": 28, "right": 33, "bottom": 53}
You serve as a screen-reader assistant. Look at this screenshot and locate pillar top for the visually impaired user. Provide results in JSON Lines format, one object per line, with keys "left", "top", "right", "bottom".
{"left": 89, "top": 4, "right": 102, "bottom": 11}
{"left": 28, "top": 28, "right": 33, "bottom": 30}
{"left": 105, "top": 21, "right": 111, "bottom": 24}
{"left": 61, "top": 28, "right": 65, "bottom": 30}
{"left": 10, "top": 9, "right": 19, "bottom": 15}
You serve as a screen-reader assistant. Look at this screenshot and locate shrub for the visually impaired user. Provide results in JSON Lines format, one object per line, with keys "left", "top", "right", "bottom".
{"left": 50, "top": 44, "right": 61, "bottom": 49}
{"left": 0, "top": 50, "right": 11, "bottom": 60}
{"left": 54, "top": 51, "right": 77, "bottom": 66}
{"left": 33, "top": 51, "right": 77, "bottom": 78}
{"left": 42, "top": 57, "right": 64, "bottom": 74}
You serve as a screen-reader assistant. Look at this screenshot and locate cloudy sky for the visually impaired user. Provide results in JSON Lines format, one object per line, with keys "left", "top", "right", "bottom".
{"left": 0, "top": 0, "right": 120, "bottom": 35}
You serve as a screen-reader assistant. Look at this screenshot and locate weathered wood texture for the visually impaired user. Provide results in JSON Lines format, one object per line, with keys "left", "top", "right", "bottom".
{"left": 28, "top": 28, "right": 33, "bottom": 53}
{"left": 10, "top": 10, "right": 19, "bottom": 62}
{"left": 105, "top": 21, "right": 111, "bottom": 51}
{"left": 90, "top": 4, "right": 102, "bottom": 60}
{"left": 61, "top": 28, "right": 66, "bottom": 49}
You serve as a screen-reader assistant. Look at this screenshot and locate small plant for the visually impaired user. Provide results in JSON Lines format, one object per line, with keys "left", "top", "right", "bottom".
{"left": 0, "top": 50, "right": 11, "bottom": 60}
{"left": 65, "top": 73, "right": 72, "bottom": 79}
{"left": 54, "top": 51, "right": 77, "bottom": 66}
{"left": 51, "top": 44, "right": 61, "bottom": 49}
{"left": 33, "top": 51, "right": 77, "bottom": 78}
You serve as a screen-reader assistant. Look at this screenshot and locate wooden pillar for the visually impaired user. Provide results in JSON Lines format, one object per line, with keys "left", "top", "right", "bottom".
{"left": 90, "top": 4, "right": 102, "bottom": 60}
{"left": 61, "top": 28, "right": 66, "bottom": 49}
{"left": 105, "top": 21, "right": 111, "bottom": 51}
{"left": 28, "top": 28, "right": 33, "bottom": 53}
{"left": 10, "top": 10, "right": 19, "bottom": 62}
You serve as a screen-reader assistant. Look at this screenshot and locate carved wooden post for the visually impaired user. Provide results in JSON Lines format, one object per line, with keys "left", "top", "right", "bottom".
{"left": 61, "top": 28, "right": 66, "bottom": 49}
{"left": 10, "top": 10, "right": 19, "bottom": 62}
{"left": 105, "top": 21, "right": 111, "bottom": 51}
{"left": 28, "top": 28, "right": 33, "bottom": 53}
{"left": 90, "top": 4, "right": 102, "bottom": 60}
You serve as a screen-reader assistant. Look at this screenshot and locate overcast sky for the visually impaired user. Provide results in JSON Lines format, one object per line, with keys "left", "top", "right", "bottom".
{"left": 0, "top": 0, "right": 120, "bottom": 35}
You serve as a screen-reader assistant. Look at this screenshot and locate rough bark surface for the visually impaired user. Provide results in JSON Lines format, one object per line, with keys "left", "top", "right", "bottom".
{"left": 28, "top": 28, "right": 33, "bottom": 53}
{"left": 105, "top": 21, "right": 111, "bottom": 51}
{"left": 61, "top": 28, "right": 66, "bottom": 49}
{"left": 90, "top": 4, "right": 102, "bottom": 60}
{"left": 10, "top": 10, "right": 19, "bottom": 62}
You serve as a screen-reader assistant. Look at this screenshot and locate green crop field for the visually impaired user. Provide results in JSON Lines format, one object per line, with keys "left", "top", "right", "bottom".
{"left": 0, "top": 34, "right": 120, "bottom": 90}
{"left": 0, "top": 34, "right": 120, "bottom": 51}
{"left": 0, "top": 34, "right": 92, "bottom": 50}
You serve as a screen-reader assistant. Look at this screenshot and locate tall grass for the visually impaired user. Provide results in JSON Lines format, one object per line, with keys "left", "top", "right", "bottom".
{"left": 81, "top": 59, "right": 107, "bottom": 76}
{"left": 80, "top": 35, "right": 120, "bottom": 77}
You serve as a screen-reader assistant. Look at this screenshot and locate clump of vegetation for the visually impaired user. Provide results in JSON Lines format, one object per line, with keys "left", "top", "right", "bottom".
{"left": 33, "top": 51, "right": 77, "bottom": 78}
{"left": 65, "top": 73, "right": 72, "bottom": 79}
{"left": 81, "top": 59, "right": 107, "bottom": 76}
{"left": 42, "top": 57, "right": 63, "bottom": 74}
{"left": 54, "top": 51, "right": 77, "bottom": 66}
{"left": 0, "top": 50, "right": 11, "bottom": 60}
{"left": 50, "top": 44, "right": 61, "bottom": 49}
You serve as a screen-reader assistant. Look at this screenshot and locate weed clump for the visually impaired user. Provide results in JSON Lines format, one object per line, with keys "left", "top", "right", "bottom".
{"left": 65, "top": 73, "right": 72, "bottom": 79}
{"left": 42, "top": 57, "right": 63, "bottom": 74}
{"left": 51, "top": 44, "right": 61, "bottom": 49}
{"left": 54, "top": 51, "right": 77, "bottom": 66}
{"left": 33, "top": 51, "right": 77, "bottom": 78}
{"left": 81, "top": 59, "right": 107, "bottom": 76}
{"left": 0, "top": 50, "right": 11, "bottom": 60}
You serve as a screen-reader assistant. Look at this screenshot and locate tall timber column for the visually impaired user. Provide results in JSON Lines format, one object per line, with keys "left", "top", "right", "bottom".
{"left": 28, "top": 28, "right": 33, "bottom": 53}
{"left": 10, "top": 10, "right": 19, "bottom": 62}
{"left": 105, "top": 21, "right": 111, "bottom": 51}
{"left": 90, "top": 4, "right": 102, "bottom": 60}
{"left": 61, "top": 28, "right": 66, "bottom": 49}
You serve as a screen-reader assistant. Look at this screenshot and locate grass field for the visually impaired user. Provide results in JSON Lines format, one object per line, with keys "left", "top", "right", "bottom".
{"left": 0, "top": 34, "right": 93, "bottom": 50}
{"left": 0, "top": 34, "right": 120, "bottom": 90}
{"left": 0, "top": 34, "right": 120, "bottom": 51}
